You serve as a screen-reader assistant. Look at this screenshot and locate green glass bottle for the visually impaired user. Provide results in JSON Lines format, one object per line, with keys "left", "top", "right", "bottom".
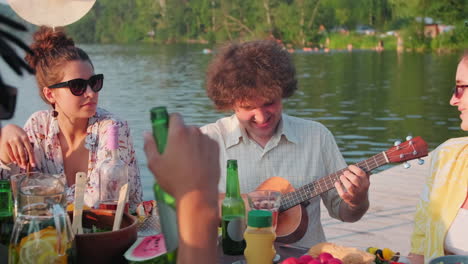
{"left": 150, "top": 106, "right": 177, "bottom": 264}
{"left": 221, "top": 160, "right": 246, "bottom": 255}
{"left": 0, "top": 180, "right": 13, "bottom": 262}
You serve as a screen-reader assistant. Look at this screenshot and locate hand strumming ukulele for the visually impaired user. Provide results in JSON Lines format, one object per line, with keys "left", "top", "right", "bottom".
{"left": 253, "top": 136, "right": 428, "bottom": 243}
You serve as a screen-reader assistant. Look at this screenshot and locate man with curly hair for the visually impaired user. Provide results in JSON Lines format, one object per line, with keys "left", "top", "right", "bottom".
{"left": 201, "top": 40, "right": 371, "bottom": 247}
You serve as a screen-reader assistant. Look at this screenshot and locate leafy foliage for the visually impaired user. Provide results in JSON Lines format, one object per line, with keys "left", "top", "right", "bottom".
{"left": 5, "top": 0, "right": 465, "bottom": 50}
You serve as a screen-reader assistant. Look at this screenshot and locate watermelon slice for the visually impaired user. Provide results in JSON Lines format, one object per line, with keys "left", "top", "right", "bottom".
{"left": 124, "top": 234, "right": 167, "bottom": 263}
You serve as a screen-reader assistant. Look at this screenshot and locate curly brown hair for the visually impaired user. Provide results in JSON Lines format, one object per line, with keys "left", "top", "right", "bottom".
{"left": 24, "top": 26, "right": 93, "bottom": 105}
{"left": 206, "top": 40, "right": 297, "bottom": 110}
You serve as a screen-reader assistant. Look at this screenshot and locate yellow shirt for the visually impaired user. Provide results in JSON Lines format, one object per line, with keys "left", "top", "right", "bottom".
{"left": 410, "top": 137, "right": 468, "bottom": 262}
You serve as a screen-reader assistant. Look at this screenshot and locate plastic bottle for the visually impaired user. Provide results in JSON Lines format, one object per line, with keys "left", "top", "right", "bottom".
{"left": 244, "top": 210, "right": 276, "bottom": 264}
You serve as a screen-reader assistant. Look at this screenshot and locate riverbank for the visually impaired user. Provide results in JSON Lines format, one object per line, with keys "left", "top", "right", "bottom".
{"left": 133, "top": 32, "right": 465, "bottom": 54}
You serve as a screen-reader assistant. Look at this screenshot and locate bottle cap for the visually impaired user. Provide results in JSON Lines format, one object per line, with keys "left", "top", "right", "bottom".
{"left": 227, "top": 159, "right": 237, "bottom": 170}
{"left": 248, "top": 210, "right": 272, "bottom": 228}
{"left": 107, "top": 124, "right": 119, "bottom": 150}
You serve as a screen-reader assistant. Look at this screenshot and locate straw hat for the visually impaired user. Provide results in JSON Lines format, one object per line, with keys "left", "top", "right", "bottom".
{"left": 7, "top": 0, "right": 96, "bottom": 27}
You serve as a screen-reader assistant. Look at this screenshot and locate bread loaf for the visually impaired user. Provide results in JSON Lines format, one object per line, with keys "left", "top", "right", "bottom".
{"left": 308, "top": 242, "right": 375, "bottom": 264}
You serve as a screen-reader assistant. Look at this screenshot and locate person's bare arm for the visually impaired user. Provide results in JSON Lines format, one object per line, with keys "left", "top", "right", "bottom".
{"left": 144, "top": 113, "right": 220, "bottom": 264}
{"left": 177, "top": 190, "right": 218, "bottom": 264}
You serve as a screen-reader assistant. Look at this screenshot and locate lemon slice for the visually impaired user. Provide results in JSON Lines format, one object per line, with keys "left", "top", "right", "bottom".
{"left": 19, "top": 226, "right": 56, "bottom": 249}
{"left": 37, "top": 250, "right": 59, "bottom": 263}
{"left": 37, "top": 250, "right": 68, "bottom": 264}
{"left": 19, "top": 238, "right": 56, "bottom": 264}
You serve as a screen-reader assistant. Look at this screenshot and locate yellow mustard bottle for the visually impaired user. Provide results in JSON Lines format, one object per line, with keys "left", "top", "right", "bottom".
{"left": 244, "top": 210, "right": 276, "bottom": 264}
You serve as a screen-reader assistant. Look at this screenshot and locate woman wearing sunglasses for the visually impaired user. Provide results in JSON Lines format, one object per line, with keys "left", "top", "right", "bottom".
{"left": 409, "top": 54, "right": 468, "bottom": 263}
{"left": 0, "top": 26, "right": 143, "bottom": 211}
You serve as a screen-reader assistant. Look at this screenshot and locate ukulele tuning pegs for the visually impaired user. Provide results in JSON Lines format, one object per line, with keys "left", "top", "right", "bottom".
{"left": 406, "top": 135, "right": 413, "bottom": 141}
{"left": 403, "top": 162, "right": 411, "bottom": 169}
{"left": 394, "top": 140, "right": 402, "bottom": 146}
{"left": 418, "top": 159, "right": 425, "bottom": 165}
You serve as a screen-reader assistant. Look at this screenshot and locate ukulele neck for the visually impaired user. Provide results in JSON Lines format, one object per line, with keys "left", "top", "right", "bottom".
{"left": 279, "top": 152, "right": 388, "bottom": 212}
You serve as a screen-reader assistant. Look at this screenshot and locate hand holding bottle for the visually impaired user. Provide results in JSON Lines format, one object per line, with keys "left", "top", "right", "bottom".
{"left": 143, "top": 112, "right": 220, "bottom": 264}
{"left": 143, "top": 113, "right": 220, "bottom": 200}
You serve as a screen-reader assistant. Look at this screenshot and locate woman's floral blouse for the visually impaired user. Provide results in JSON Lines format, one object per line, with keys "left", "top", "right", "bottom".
{"left": 0, "top": 108, "right": 143, "bottom": 212}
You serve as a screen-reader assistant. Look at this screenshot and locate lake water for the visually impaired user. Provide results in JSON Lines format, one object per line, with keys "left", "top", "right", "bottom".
{"left": 2, "top": 44, "right": 465, "bottom": 200}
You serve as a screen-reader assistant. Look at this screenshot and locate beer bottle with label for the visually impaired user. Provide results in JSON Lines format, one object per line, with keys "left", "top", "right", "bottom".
{"left": 150, "top": 106, "right": 177, "bottom": 264}
{"left": 0, "top": 180, "right": 14, "bottom": 262}
{"left": 221, "top": 159, "right": 246, "bottom": 255}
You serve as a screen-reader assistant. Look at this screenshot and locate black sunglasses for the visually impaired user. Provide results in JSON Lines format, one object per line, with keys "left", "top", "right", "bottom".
{"left": 453, "top": 84, "right": 468, "bottom": 99}
{"left": 0, "top": 85, "right": 17, "bottom": 120}
{"left": 48, "top": 74, "right": 104, "bottom": 96}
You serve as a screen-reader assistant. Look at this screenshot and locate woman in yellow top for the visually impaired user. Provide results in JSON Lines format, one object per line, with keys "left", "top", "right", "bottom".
{"left": 409, "top": 54, "right": 468, "bottom": 263}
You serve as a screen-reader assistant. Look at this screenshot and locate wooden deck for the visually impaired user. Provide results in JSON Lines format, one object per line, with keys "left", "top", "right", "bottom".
{"left": 321, "top": 153, "right": 431, "bottom": 255}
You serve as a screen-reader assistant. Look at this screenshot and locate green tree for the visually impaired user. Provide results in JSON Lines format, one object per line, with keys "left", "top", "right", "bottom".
{"left": 63, "top": 0, "right": 468, "bottom": 50}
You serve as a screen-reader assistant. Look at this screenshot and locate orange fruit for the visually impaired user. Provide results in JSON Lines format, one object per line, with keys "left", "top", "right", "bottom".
{"left": 19, "top": 238, "right": 56, "bottom": 264}
{"left": 66, "top": 203, "right": 91, "bottom": 212}
{"left": 17, "top": 226, "right": 69, "bottom": 264}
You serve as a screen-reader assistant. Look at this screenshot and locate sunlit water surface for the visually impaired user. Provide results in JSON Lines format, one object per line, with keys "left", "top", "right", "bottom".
{"left": 3, "top": 44, "right": 465, "bottom": 199}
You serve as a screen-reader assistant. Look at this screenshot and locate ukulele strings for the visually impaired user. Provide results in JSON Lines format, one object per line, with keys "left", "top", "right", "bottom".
{"left": 281, "top": 139, "right": 421, "bottom": 210}
{"left": 281, "top": 152, "right": 388, "bottom": 210}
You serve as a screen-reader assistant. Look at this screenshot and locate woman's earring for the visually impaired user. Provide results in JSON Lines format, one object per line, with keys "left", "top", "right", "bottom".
{"left": 52, "top": 104, "right": 58, "bottom": 118}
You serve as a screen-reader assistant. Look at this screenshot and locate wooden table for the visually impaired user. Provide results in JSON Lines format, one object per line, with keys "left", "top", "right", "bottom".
{"left": 219, "top": 242, "right": 308, "bottom": 263}
{"left": 2, "top": 239, "right": 308, "bottom": 264}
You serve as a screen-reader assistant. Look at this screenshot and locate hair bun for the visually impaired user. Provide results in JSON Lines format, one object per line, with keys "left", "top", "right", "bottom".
{"left": 25, "top": 26, "right": 75, "bottom": 69}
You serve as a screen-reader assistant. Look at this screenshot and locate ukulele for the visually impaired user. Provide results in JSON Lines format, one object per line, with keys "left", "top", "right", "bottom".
{"left": 254, "top": 136, "right": 428, "bottom": 243}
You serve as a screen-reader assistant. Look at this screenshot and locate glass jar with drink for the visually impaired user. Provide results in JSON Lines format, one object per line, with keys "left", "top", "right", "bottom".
{"left": 247, "top": 190, "right": 281, "bottom": 231}
{"left": 9, "top": 173, "right": 73, "bottom": 264}
{"left": 9, "top": 204, "right": 74, "bottom": 264}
